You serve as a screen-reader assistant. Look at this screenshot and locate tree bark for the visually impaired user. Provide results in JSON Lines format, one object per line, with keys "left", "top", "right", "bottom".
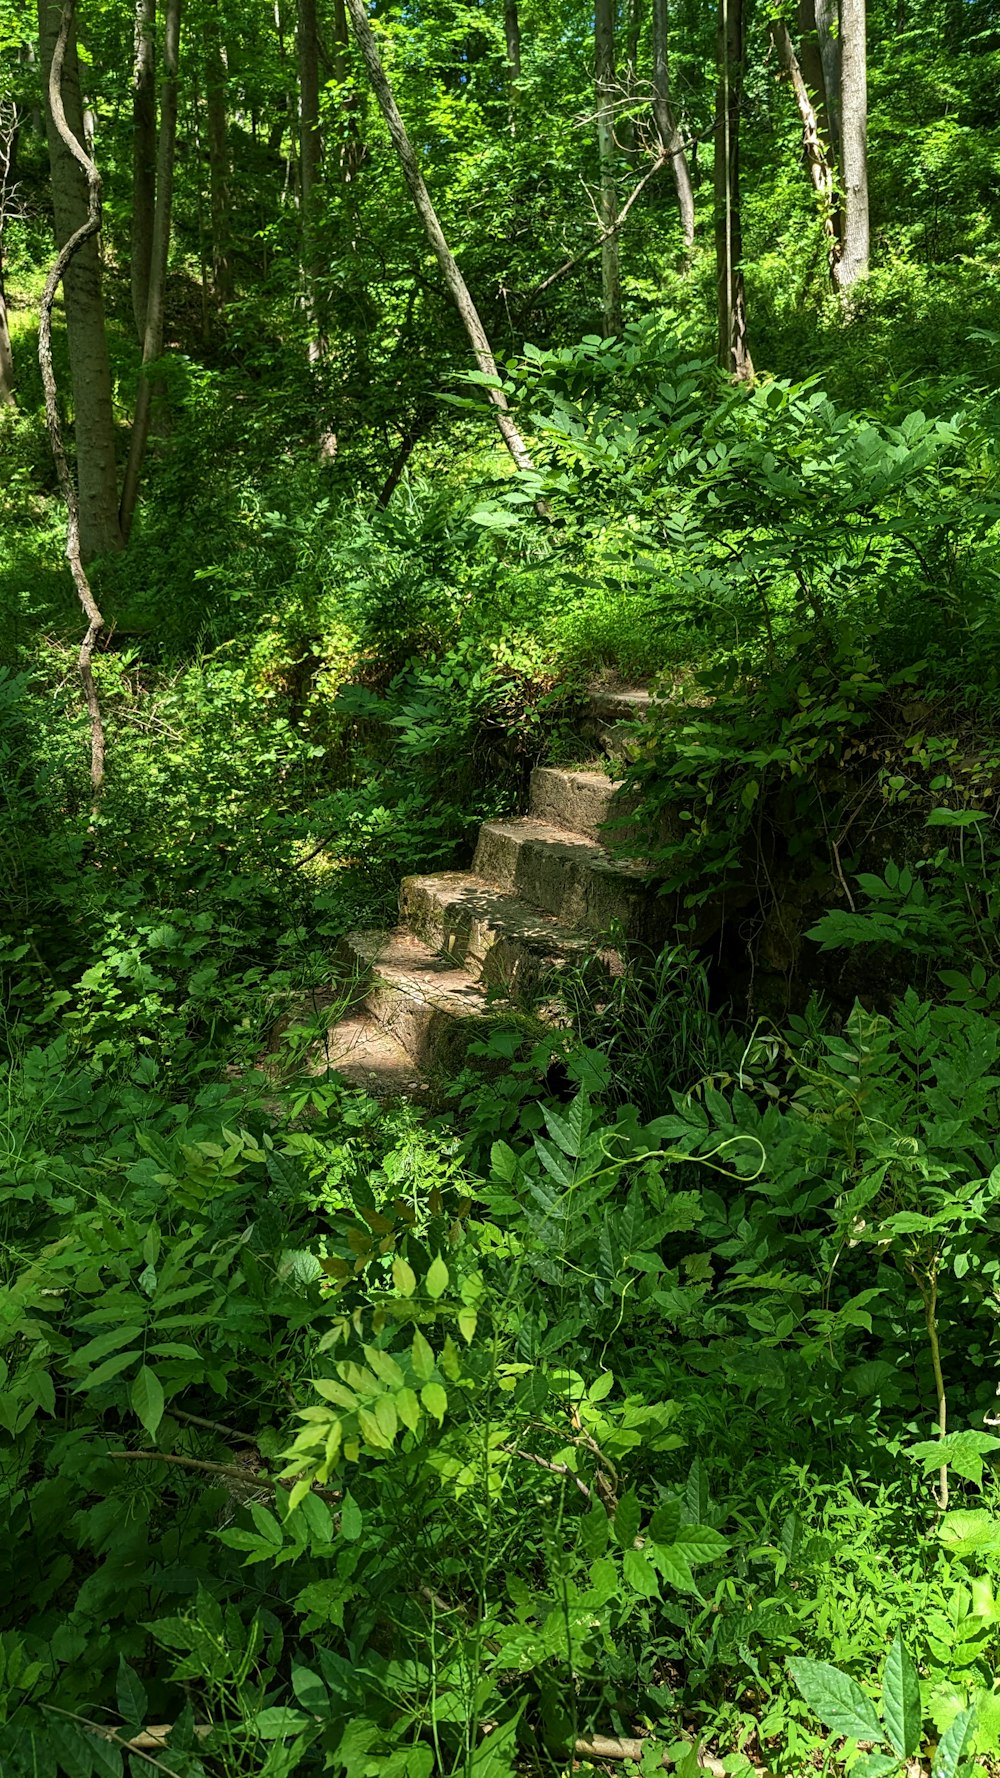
{"left": 297, "top": 0, "right": 325, "bottom": 360}
{"left": 651, "top": 0, "right": 694, "bottom": 247}
{"left": 595, "top": 0, "right": 622, "bottom": 335}
{"left": 38, "top": 0, "right": 122, "bottom": 559}
{"left": 130, "top": 0, "right": 156, "bottom": 342}
{"left": 0, "top": 100, "right": 16, "bottom": 403}
{"left": 344, "top": 0, "right": 536, "bottom": 476}
{"left": 770, "top": 18, "right": 838, "bottom": 276}
{"left": 834, "top": 0, "right": 869, "bottom": 291}
{"left": 813, "top": 0, "right": 841, "bottom": 163}
{"left": 37, "top": 0, "right": 107, "bottom": 787}
{"left": 503, "top": 0, "right": 520, "bottom": 129}
{"left": 119, "top": 0, "right": 182, "bottom": 541}
{"left": 714, "top": 0, "right": 752, "bottom": 379}
{"left": 205, "top": 0, "right": 231, "bottom": 310}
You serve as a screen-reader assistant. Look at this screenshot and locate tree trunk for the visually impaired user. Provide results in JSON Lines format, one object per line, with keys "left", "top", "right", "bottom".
{"left": 131, "top": 0, "right": 156, "bottom": 342}
{"left": 770, "top": 18, "right": 838, "bottom": 276}
{"left": 297, "top": 0, "right": 325, "bottom": 360}
{"left": 344, "top": 0, "right": 536, "bottom": 476}
{"left": 503, "top": 0, "right": 520, "bottom": 129}
{"left": 834, "top": 0, "right": 869, "bottom": 290}
{"left": 37, "top": 0, "right": 107, "bottom": 786}
{"left": 119, "top": 0, "right": 182, "bottom": 540}
{"left": 714, "top": 0, "right": 752, "bottom": 379}
{"left": 0, "top": 100, "right": 16, "bottom": 403}
{"left": 651, "top": 0, "right": 694, "bottom": 248}
{"left": 595, "top": 0, "right": 622, "bottom": 335}
{"left": 38, "top": 0, "right": 122, "bottom": 559}
{"left": 205, "top": 0, "right": 231, "bottom": 310}
{"left": 814, "top": 0, "right": 841, "bottom": 163}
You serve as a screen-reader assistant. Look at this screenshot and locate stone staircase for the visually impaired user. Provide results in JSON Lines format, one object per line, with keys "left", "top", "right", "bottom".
{"left": 315, "top": 688, "right": 666, "bottom": 1097}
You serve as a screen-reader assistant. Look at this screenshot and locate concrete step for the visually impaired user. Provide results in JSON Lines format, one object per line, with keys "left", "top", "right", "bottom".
{"left": 528, "top": 765, "right": 639, "bottom": 846}
{"left": 334, "top": 928, "right": 513, "bottom": 1074}
{"left": 473, "top": 817, "right": 669, "bottom": 942}
{"left": 312, "top": 1009, "right": 431, "bottom": 1100}
{"left": 584, "top": 687, "right": 657, "bottom": 760}
{"left": 400, "top": 871, "right": 620, "bottom": 997}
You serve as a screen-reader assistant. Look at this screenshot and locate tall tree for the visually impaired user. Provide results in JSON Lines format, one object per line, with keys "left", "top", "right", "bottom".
{"left": 595, "top": 0, "right": 622, "bottom": 334}
{"left": 344, "top": 0, "right": 536, "bottom": 477}
{"left": 204, "top": 0, "right": 231, "bottom": 311}
{"left": 38, "top": 0, "right": 122, "bottom": 559}
{"left": 119, "top": 0, "right": 182, "bottom": 539}
{"left": 770, "top": 17, "right": 838, "bottom": 276}
{"left": 714, "top": 0, "right": 752, "bottom": 378}
{"left": 0, "top": 92, "right": 17, "bottom": 403}
{"left": 834, "top": 0, "right": 869, "bottom": 289}
{"left": 130, "top": 0, "right": 156, "bottom": 342}
{"left": 297, "top": 0, "right": 324, "bottom": 361}
{"left": 37, "top": 0, "right": 107, "bottom": 784}
{"left": 651, "top": 0, "right": 694, "bottom": 248}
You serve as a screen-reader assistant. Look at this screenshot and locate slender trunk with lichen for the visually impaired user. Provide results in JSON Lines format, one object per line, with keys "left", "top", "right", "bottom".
{"left": 652, "top": 0, "right": 694, "bottom": 248}
{"left": 119, "top": 0, "right": 182, "bottom": 540}
{"left": 834, "top": 0, "right": 869, "bottom": 290}
{"left": 131, "top": 0, "right": 156, "bottom": 341}
{"left": 595, "top": 0, "right": 622, "bottom": 335}
{"left": 714, "top": 0, "right": 752, "bottom": 379}
{"left": 770, "top": 18, "right": 838, "bottom": 278}
{"left": 344, "top": 0, "right": 536, "bottom": 476}
{"left": 37, "top": 0, "right": 107, "bottom": 786}
{"left": 38, "top": 0, "right": 122, "bottom": 559}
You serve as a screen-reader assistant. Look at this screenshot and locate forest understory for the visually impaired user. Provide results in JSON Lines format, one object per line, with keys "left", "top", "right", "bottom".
{"left": 4, "top": 0, "right": 1000, "bottom": 1771}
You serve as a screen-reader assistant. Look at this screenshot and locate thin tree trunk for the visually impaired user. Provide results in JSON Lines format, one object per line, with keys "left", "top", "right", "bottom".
{"left": 595, "top": 0, "right": 622, "bottom": 335}
{"left": 814, "top": 0, "right": 841, "bottom": 163}
{"left": 834, "top": 0, "right": 869, "bottom": 290}
{"left": 297, "top": 0, "right": 324, "bottom": 360}
{"left": 795, "top": 0, "right": 832, "bottom": 149}
{"left": 344, "top": 0, "right": 536, "bottom": 476}
{"left": 37, "top": 0, "right": 107, "bottom": 787}
{"left": 119, "top": 0, "right": 182, "bottom": 541}
{"left": 205, "top": 0, "right": 231, "bottom": 310}
{"left": 38, "top": 0, "right": 122, "bottom": 559}
{"left": 131, "top": 0, "right": 156, "bottom": 342}
{"left": 503, "top": 0, "right": 521, "bottom": 129}
{"left": 770, "top": 18, "right": 838, "bottom": 276}
{"left": 714, "top": 0, "right": 752, "bottom": 379}
{"left": 651, "top": 0, "right": 694, "bottom": 247}
{"left": 0, "top": 101, "right": 16, "bottom": 403}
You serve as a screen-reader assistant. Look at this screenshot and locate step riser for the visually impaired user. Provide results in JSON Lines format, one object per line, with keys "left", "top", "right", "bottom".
{"left": 528, "top": 767, "right": 640, "bottom": 845}
{"left": 473, "top": 826, "right": 667, "bottom": 942}
{"left": 400, "top": 879, "right": 565, "bottom": 997}
{"left": 335, "top": 934, "right": 514, "bottom": 1073}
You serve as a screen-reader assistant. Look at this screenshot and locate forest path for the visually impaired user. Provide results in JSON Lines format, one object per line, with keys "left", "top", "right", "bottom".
{"left": 312, "top": 688, "right": 668, "bottom": 1098}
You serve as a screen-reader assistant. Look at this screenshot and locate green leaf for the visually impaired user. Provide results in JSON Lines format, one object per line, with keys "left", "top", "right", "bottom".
{"left": 622, "top": 1546, "right": 660, "bottom": 1597}
{"left": 613, "top": 1489, "right": 641, "bottom": 1549}
{"left": 130, "top": 1365, "right": 164, "bottom": 1439}
{"left": 788, "top": 1658, "right": 885, "bottom": 1744}
{"left": 411, "top": 1329, "right": 435, "bottom": 1381}
{"left": 76, "top": 1349, "right": 142, "bottom": 1391}
{"left": 425, "top": 1254, "right": 449, "bottom": 1299}
{"left": 931, "top": 1705, "right": 975, "bottom": 1778}
{"left": 116, "top": 1658, "right": 148, "bottom": 1728}
{"left": 673, "top": 1524, "right": 729, "bottom": 1565}
{"left": 253, "top": 1708, "right": 312, "bottom": 1739}
{"left": 392, "top": 1256, "right": 417, "bottom": 1297}
{"left": 882, "top": 1636, "right": 922, "bottom": 1759}
{"left": 420, "top": 1381, "right": 447, "bottom": 1423}
{"left": 339, "top": 1491, "right": 363, "bottom": 1541}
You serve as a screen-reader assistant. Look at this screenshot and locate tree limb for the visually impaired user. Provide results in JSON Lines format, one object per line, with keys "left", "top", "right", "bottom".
{"left": 37, "top": 0, "right": 106, "bottom": 789}
{"left": 527, "top": 148, "right": 667, "bottom": 301}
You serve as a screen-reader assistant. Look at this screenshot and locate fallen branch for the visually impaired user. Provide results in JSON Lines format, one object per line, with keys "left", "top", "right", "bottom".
{"left": 527, "top": 148, "right": 667, "bottom": 302}
{"left": 574, "top": 1733, "right": 750, "bottom": 1776}
{"left": 500, "top": 1444, "right": 594, "bottom": 1501}
{"left": 37, "top": 0, "right": 107, "bottom": 789}
{"left": 106, "top": 1448, "right": 341, "bottom": 1504}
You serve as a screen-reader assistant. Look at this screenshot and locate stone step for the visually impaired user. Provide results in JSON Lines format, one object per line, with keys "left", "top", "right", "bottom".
{"left": 585, "top": 687, "right": 656, "bottom": 760}
{"left": 528, "top": 765, "right": 638, "bottom": 846}
{"left": 313, "top": 1009, "right": 430, "bottom": 1100}
{"left": 400, "top": 871, "right": 619, "bottom": 997}
{"left": 473, "top": 817, "right": 668, "bottom": 942}
{"left": 334, "top": 928, "right": 511, "bottom": 1073}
